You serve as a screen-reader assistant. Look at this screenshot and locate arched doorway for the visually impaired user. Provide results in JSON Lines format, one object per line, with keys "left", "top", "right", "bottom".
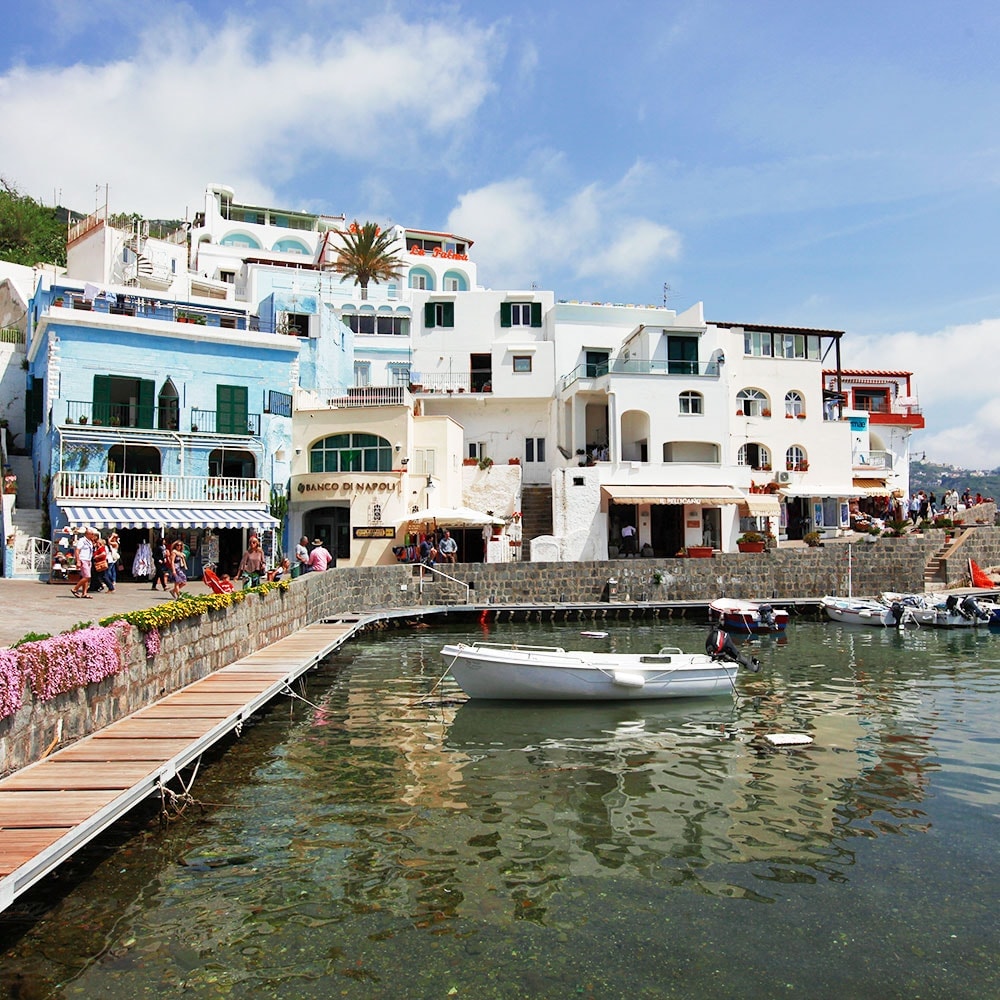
{"left": 304, "top": 505, "right": 349, "bottom": 563}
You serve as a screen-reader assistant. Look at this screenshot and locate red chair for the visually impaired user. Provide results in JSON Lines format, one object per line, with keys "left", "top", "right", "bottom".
{"left": 203, "top": 567, "right": 234, "bottom": 594}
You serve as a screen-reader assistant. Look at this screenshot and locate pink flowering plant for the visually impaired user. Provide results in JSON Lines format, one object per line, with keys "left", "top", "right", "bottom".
{"left": 0, "top": 648, "right": 24, "bottom": 718}
{"left": 18, "top": 621, "right": 133, "bottom": 702}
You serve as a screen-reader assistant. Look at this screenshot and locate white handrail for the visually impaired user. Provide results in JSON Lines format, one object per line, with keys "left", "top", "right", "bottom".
{"left": 417, "top": 563, "right": 471, "bottom": 603}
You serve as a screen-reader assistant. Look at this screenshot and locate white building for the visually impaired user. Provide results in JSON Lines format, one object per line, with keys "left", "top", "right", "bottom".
{"left": 24, "top": 183, "right": 899, "bottom": 566}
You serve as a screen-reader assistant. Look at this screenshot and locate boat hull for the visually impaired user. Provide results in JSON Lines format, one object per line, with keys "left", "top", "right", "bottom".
{"left": 441, "top": 643, "right": 738, "bottom": 701}
{"left": 709, "top": 598, "right": 789, "bottom": 634}
{"left": 821, "top": 596, "right": 903, "bottom": 627}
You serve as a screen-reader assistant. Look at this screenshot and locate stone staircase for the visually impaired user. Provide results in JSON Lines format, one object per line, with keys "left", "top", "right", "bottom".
{"left": 923, "top": 532, "right": 961, "bottom": 591}
{"left": 519, "top": 485, "right": 553, "bottom": 561}
{"left": 4, "top": 455, "right": 49, "bottom": 579}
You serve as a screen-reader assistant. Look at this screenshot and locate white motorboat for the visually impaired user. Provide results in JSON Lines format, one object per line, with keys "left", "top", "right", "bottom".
{"left": 820, "top": 595, "right": 911, "bottom": 628}
{"left": 880, "top": 592, "right": 995, "bottom": 628}
{"left": 441, "top": 630, "right": 759, "bottom": 701}
{"left": 709, "top": 597, "right": 789, "bottom": 634}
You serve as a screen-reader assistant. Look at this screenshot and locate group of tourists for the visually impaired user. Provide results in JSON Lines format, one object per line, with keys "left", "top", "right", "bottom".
{"left": 293, "top": 536, "right": 335, "bottom": 575}
{"left": 69, "top": 528, "right": 121, "bottom": 599}
{"left": 417, "top": 528, "right": 458, "bottom": 567}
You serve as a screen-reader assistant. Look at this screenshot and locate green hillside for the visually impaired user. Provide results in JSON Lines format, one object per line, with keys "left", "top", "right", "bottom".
{"left": 909, "top": 460, "right": 1000, "bottom": 501}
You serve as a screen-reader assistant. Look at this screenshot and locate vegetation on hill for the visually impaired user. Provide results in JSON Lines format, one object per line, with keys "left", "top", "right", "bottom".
{"left": 909, "top": 460, "right": 1000, "bottom": 501}
{"left": 0, "top": 179, "right": 67, "bottom": 267}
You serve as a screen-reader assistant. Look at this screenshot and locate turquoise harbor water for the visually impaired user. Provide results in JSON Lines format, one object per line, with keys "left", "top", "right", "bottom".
{"left": 1, "top": 618, "right": 998, "bottom": 999}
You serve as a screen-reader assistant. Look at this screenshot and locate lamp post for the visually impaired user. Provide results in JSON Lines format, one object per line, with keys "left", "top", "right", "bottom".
{"left": 425, "top": 474, "right": 435, "bottom": 507}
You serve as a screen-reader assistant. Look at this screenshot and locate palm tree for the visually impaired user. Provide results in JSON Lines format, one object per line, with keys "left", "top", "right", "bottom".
{"left": 329, "top": 221, "right": 405, "bottom": 300}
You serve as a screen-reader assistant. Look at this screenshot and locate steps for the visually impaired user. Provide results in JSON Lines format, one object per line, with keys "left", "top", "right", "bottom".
{"left": 924, "top": 533, "right": 961, "bottom": 590}
{"left": 519, "top": 486, "right": 553, "bottom": 561}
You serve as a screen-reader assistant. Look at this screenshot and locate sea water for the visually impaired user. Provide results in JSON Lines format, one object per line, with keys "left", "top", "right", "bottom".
{"left": 1, "top": 619, "right": 997, "bottom": 999}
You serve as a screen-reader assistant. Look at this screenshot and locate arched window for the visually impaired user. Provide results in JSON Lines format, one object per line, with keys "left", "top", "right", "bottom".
{"left": 737, "top": 388, "right": 769, "bottom": 417}
{"left": 157, "top": 378, "right": 179, "bottom": 431}
{"left": 738, "top": 442, "right": 771, "bottom": 470}
{"left": 310, "top": 433, "right": 393, "bottom": 473}
{"left": 409, "top": 267, "right": 435, "bottom": 291}
{"left": 679, "top": 390, "right": 703, "bottom": 415}
{"left": 442, "top": 269, "right": 469, "bottom": 292}
{"left": 785, "top": 446, "right": 807, "bottom": 471}
{"left": 785, "top": 390, "right": 805, "bottom": 417}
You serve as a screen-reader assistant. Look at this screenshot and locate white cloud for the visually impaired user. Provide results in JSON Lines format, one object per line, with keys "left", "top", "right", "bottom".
{"left": 846, "top": 318, "right": 1000, "bottom": 470}
{"left": 447, "top": 173, "right": 681, "bottom": 291}
{"left": 0, "top": 12, "right": 497, "bottom": 216}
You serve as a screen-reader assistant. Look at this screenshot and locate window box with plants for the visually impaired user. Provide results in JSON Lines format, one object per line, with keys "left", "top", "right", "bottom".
{"left": 737, "top": 531, "right": 766, "bottom": 553}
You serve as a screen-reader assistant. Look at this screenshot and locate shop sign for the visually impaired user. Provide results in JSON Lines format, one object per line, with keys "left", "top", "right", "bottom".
{"left": 353, "top": 526, "right": 396, "bottom": 539}
{"left": 296, "top": 479, "right": 400, "bottom": 494}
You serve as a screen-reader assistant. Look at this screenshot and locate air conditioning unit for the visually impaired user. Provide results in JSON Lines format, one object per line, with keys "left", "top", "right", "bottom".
{"left": 776, "top": 470, "right": 793, "bottom": 484}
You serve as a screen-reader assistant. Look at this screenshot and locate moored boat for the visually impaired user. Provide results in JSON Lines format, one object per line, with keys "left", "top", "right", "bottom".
{"left": 881, "top": 592, "right": 994, "bottom": 628}
{"left": 820, "top": 595, "right": 912, "bottom": 628}
{"left": 441, "top": 630, "right": 760, "bottom": 701}
{"left": 709, "top": 597, "right": 789, "bottom": 634}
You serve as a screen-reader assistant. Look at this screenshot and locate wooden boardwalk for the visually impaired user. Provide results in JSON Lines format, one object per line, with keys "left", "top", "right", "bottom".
{"left": 0, "top": 617, "right": 365, "bottom": 913}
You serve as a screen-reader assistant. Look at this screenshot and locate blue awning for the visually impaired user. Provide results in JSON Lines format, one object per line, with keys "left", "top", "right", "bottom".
{"left": 58, "top": 505, "right": 279, "bottom": 530}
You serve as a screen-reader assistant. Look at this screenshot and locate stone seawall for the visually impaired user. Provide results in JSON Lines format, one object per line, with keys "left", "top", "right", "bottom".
{"left": 4, "top": 529, "right": 998, "bottom": 775}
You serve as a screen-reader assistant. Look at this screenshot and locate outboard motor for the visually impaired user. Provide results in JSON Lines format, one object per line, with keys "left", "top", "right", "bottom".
{"left": 758, "top": 604, "right": 777, "bottom": 630}
{"left": 887, "top": 602, "right": 907, "bottom": 627}
{"left": 706, "top": 627, "right": 761, "bottom": 673}
{"left": 945, "top": 594, "right": 963, "bottom": 618}
{"left": 961, "top": 596, "right": 990, "bottom": 622}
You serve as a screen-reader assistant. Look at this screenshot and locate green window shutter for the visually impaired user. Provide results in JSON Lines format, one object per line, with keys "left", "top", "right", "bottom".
{"left": 217, "top": 384, "right": 248, "bottom": 435}
{"left": 137, "top": 378, "right": 155, "bottom": 428}
{"left": 530, "top": 302, "right": 542, "bottom": 328}
{"left": 424, "top": 302, "right": 436, "bottom": 328}
{"left": 442, "top": 302, "right": 454, "bottom": 328}
{"left": 93, "top": 375, "right": 112, "bottom": 425}
{"left": 500, "top": 302, "right": 512, "bottom": 328}
{"left": 25, "top": 378, "right": 39, "bottom": 431}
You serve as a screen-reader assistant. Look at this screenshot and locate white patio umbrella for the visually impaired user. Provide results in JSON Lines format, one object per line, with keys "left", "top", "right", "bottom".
{"left": 398, "top": 505, "right": 505, "bottom": 527}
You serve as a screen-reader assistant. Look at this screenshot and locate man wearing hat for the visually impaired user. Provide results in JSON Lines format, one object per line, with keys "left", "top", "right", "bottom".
{"left": 308, "top": 537, "right": 333, "bottom": 572}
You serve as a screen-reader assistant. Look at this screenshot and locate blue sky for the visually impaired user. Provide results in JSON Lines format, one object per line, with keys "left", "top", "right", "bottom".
{"left": 3, "top": 1, "right": 999, "bottom": 468}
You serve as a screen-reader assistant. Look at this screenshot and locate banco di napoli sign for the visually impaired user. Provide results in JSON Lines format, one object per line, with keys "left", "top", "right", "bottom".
{"left": 297, "top": 478, "right": 400, "bottom": 495}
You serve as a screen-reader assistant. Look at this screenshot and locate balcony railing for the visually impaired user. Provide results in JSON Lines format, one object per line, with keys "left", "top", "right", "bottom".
{"left": 561, "top": 358, "right": 721, "bottom": 390}
{"left": 190, "top": 409, "right": 261, "bottom": 435}
{"left": 56, "top": 472, "right": 267, "bottom": 503}
{"left": 65, "top": 400, "right": 180, "bottom": 430}
{"left": 327, "top": 386, "right": 407, "bottom": 408}
{"left": 853, "top": 450, "right": 893, "bottom": 470}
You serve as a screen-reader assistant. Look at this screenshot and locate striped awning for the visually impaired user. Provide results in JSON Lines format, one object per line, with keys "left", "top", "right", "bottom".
{"left": 603, "top": 485, "right": 744, "bottom": 505}
{"left": 58, "top": 505, "right": 279, "bottom": 530}
{"left": 853, "top": 478, "right": 892, "bottom": 497}
{"left": 739, "top": 492, "right": 782, "bottom": 516}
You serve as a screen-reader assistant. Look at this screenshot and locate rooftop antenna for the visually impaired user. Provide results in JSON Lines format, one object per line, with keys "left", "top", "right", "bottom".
{"left": 662, "top": 283, "right": 671, "bottom": 306}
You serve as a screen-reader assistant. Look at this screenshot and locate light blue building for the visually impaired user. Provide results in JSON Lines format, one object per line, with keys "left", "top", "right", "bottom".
{"left": 24, "top": 276, "right": 297, "bottom": 579}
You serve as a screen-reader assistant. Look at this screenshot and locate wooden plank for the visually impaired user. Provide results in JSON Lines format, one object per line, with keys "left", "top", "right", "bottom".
{"left": 94, "top": 719, "right": 222, "bottom": 739}
{"left": 0, "top": 790, "right": 124, "bottom": 827}
{"left": 0, "top": 830, "right": 72, "bottom": 875}
{"left": 132, "top": 706, "right": 241, "bottom": 720}
{"left": 0, "top": 762, "right": 158, "bottom": 791}
{"left": 57, "top": 738, "right": 193, "bottom": 761}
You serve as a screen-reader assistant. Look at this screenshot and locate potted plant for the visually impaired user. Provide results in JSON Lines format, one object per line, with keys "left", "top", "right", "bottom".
{"left": 737, "top": 531, "right": 766, "bottom": 553}
{"left": 797, "top": 413, "right": 807, "bottom": 419}
{"left": 687, "top": 545, "right": 714, "bottom": 558}
{"left": 761, "top": 408, "right": 771, "bottom": 417}
{"left": 463, "top": 457, "right": 478, "bottom": 466}
{"left": 803, "top": 531, "right": 822, "bottom": 547}
{"left": 508, "top": 457, "right": 521, "bottom": 465}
